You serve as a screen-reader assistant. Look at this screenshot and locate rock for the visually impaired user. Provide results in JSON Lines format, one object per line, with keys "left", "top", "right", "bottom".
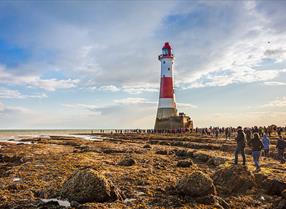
{"left": 277, "top": 199, "right": 286, "bottom": 209}
{"left": 220, "top": 144, "right": 233, "bottom": 152}
{"left": 215, "top": 196, "right": 230, "bottom": 209}
{"left": 37, "top": 200, "right": 65, "bottom": 209}
{"left": 175, "top": 149, "right": 193, "bottom": 158}
{"left": 155, "top": 150, "right": 168, "bottom": 155}
{"left": 60, "top": 168, "right": 121, "bottom": 203}
{"left": 193, "top": 152, "right": 210, "bottom": 162}
{"left": 262, "top": 178, "right": 286, "bottom": 196}
{"left": 70, "top": 201, "right": 81, "bottom": 208}
{"left": 118, "top": 158, "right": 136, "bottom": 166}
{"left": 101, "top": 148, "right": 125, "bottom": 154}
{"left": 159, "top": 141, "right": 170, "bottom": 146}
{"left": 207, "top": 157, "right": 226, "bottom": 166}
{"left": 282, "top": 189, "right": 286, "bottom": 199}
{"left": 176, "top": 171, "right": 216, "bottom": 197}
{"left": 213, "top": 165, "right": 255, "bottom": 195}
{"left": 254, "top": 173, "right": 268, "bottom": 186}
{"left": 170, "top": 141, "right": 185, "bottom": 147}
{"left": 0, "top": 154, "right": 24, "bottom": 164}
{"left": 149, "top": 140, "right": 159, "bottom": 145}
{"left": 176, "top": 160, "right": 193, "bottom": 168}
{"left": 195, "top": 195, "right": 216, "bottom": 204}
{"left": 143, "top": 144, "right": 151, "bottom": 149}
{"left": 195, "top": 195, "right": 229, "bottom": 208}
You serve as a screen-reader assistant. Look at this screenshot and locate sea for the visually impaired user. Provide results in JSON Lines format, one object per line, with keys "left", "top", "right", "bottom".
{"left": 0, "top": 129, "right": 111, "bottom": 142}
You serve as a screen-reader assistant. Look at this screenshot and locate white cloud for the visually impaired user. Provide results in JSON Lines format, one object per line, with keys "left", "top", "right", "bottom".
{"left": 264, "top": 81, "right": 286, "bottom": 86}
{"left": 0, "top": 88, "right": 47, "bottom": 99}
{"left": 0, "top": 67, "right": 79, "bottom": 91}
{"left": 183, "top": 67, "right": 285, "bottom": 89}
{"left": 98, "top": 85, "right": 120, "bottom": 92}
{"left": 174, "top": 2, "right": 286, "bottom": 89}
{"left": 113, "top": 97, "right": 155, "bottom": 105}
{"left": 0, "top": 102, "right": 30, "bottom": 116}
{"left": 27, "top": 78, "right": 79, "bottom": 91}
{"left": 261, "top": 97, "right": 286, "bottom": 108}
{"left": 122, "top": 83, "right": 158, "bottom": 94}
{"left": 177, "top": 102, "right": 198, "bottom": 109}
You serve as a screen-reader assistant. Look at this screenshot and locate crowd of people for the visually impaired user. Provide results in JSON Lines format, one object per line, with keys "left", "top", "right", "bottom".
{"left": 94, "top": 125, "right": 286, "bottom": 170}
{"left": 234, "top": 126, "right": 285, "bottom": 172}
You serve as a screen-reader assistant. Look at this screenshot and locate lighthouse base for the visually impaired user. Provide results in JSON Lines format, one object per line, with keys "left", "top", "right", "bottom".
{"left": 154, "top": 113, "right": 193, "bottom": 130}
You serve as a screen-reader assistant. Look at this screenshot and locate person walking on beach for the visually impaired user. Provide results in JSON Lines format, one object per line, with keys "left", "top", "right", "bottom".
{"left": 262, "top": 133, "right": 270, "bottom": 157}
{"left": 234, "top": 126, "right": 246, "bottom": 165}
{"left": 225, "top": 128, "right": 229, "bottom": 140}
{"left": 245, "top": 128, "right": 252, "bottom": 146}
{"left": 215, "top": 128, "right": 219, "bottom": 139}
{"left": 276, "top": 135, "right": 286, "bottom": 164}
{"left": 249, "top": 133, "right": 264, "bottom": 172}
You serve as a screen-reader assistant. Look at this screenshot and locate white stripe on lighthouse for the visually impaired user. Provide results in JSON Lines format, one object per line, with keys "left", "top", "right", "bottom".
{"left": 158, "top": 98, "right": 176, "bottom": 108}
{"left": 161, "top": 58, "right": 173, "bottom": 78}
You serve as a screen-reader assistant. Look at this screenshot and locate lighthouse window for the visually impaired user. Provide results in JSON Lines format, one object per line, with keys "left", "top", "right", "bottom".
{"left": 168, "top": 67, "right": 170, "bottom": 71}
{"left": 163, "top": 48, "right": 168, "bottom": 55}
{"left": 163, "top": 61, "right": 165, "bottom": 64}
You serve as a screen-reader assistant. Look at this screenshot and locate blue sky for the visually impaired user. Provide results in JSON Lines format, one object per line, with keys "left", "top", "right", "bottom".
{"left": 0, "top": 0, "right": 285, "bottom": 129}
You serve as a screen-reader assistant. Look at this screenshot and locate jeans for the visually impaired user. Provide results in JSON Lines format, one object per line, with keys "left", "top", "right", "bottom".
{"left": 235, "top": 147, "right": 246, "bottom": 165}
{"left": 278, "top": 149, "right": 285, "bottom": 163}
{"left": 252, "top": 151, "right": 261, "bottom": 169}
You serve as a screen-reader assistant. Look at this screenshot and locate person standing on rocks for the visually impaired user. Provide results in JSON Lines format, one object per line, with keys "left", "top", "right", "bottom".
{"left": 276, "top": 135, "right": 286, "bottom": 164}
{"left": 262, "top": 133, "right": 270, "bottom": 157}
{"left": 249, "top": 133, "right": 264, "bottom": 172}
{"left": 234, "top": 126, "right": 246, "bottom": 165}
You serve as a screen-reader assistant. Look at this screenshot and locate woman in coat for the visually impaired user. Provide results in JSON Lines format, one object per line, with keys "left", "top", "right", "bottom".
{"left": 249, "top": 133, "right": 264, "bottom": 172}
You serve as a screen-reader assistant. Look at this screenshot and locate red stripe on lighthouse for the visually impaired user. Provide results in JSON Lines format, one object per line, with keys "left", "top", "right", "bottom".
{"left": 160, "top": 77, "right": 174, "bottom": 98}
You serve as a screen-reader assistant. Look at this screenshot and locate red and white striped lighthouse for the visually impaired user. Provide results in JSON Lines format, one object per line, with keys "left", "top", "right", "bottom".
{"left": 155, "top": 42, "right": 178, "bottom": 129}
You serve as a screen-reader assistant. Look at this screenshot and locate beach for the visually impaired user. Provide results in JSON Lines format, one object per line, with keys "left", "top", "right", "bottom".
{"left": 0, "top": 132, "right": 285, "bottom": 208}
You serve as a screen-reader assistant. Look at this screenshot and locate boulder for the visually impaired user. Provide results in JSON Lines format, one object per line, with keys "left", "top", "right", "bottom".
{"left": 282, "top": 189, "right": 286, "bottom": 199}
{"left": 60, "top": 168, "right": 121, "bottom": 203}
{"left": 277, "top": 199, "right": 286, "bottom": 209}
{"left": 193, "top": 152, "right": 210, "bottom": 162}
{"left": 143, "top": 144, "right": 151, "bottom": 149}
{"left": 254, "top": 173, "right": 268, "bottom": 186}
{"left": 195, "top": 195, "right": 230, "bottom": 208}
{"left": 0, "top": 154, "right": 24, "bottom": 164}
{"left": 159, "top": 141, "right": 170, "bottom": 146}
{"left": 213, "top": 165, "right": 255, "bottom": 195}
{"left": 176, "top": 171, "right": 216, "bottom": 197}
{"left": 118, "top": 158, "right": 136, "bottom": 166}
{"left": 262, "top": 178, "right": 286, "bottom": 196}
{"left": 155, "top": 150, "right": 168, "bottom": 155}
{"left": 176, "top": 160, "right": 193, "bottom": 168}
{"left": 207, "top": 157, "right": 226, "bottom": 166}
{"left": 175, "top": 149, "right": 193, "bottom": 158}
{"left": 37, "top": 200, "right": 66, "bottom": 209}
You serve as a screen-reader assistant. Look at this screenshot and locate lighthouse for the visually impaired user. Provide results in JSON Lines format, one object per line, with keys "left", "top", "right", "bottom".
{"left": 154, "top": 42, "right": 193, "bottom": 130}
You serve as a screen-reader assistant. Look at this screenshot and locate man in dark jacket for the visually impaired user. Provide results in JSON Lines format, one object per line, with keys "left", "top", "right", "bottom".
{"left": 234, "top": 126, "right": 246, "bottom": 165}
{"left": 277, "top": 135, "right": 286, "bottom": 164}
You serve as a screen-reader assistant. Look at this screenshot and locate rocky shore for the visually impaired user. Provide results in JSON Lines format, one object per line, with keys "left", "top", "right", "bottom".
{"left": 0, "top": 133, "right": 285, "bottom": 208}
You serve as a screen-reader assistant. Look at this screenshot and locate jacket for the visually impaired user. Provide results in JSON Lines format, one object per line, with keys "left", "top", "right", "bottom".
{"left": 236, "top": 130, "right": 246, "bottom": 148}
{"left": 277, "top": 138, "right": 286, "bottom": 150}
{"left": 250, "top": 139, "right": 264, "bottom": 152}
{"left": 262, "top": 135, "right": 270, "bottom": 149}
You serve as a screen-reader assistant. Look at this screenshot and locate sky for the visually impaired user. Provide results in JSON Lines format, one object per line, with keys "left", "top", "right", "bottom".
{"left": 0, "top": 0, "right": 285, "bottom": 129}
